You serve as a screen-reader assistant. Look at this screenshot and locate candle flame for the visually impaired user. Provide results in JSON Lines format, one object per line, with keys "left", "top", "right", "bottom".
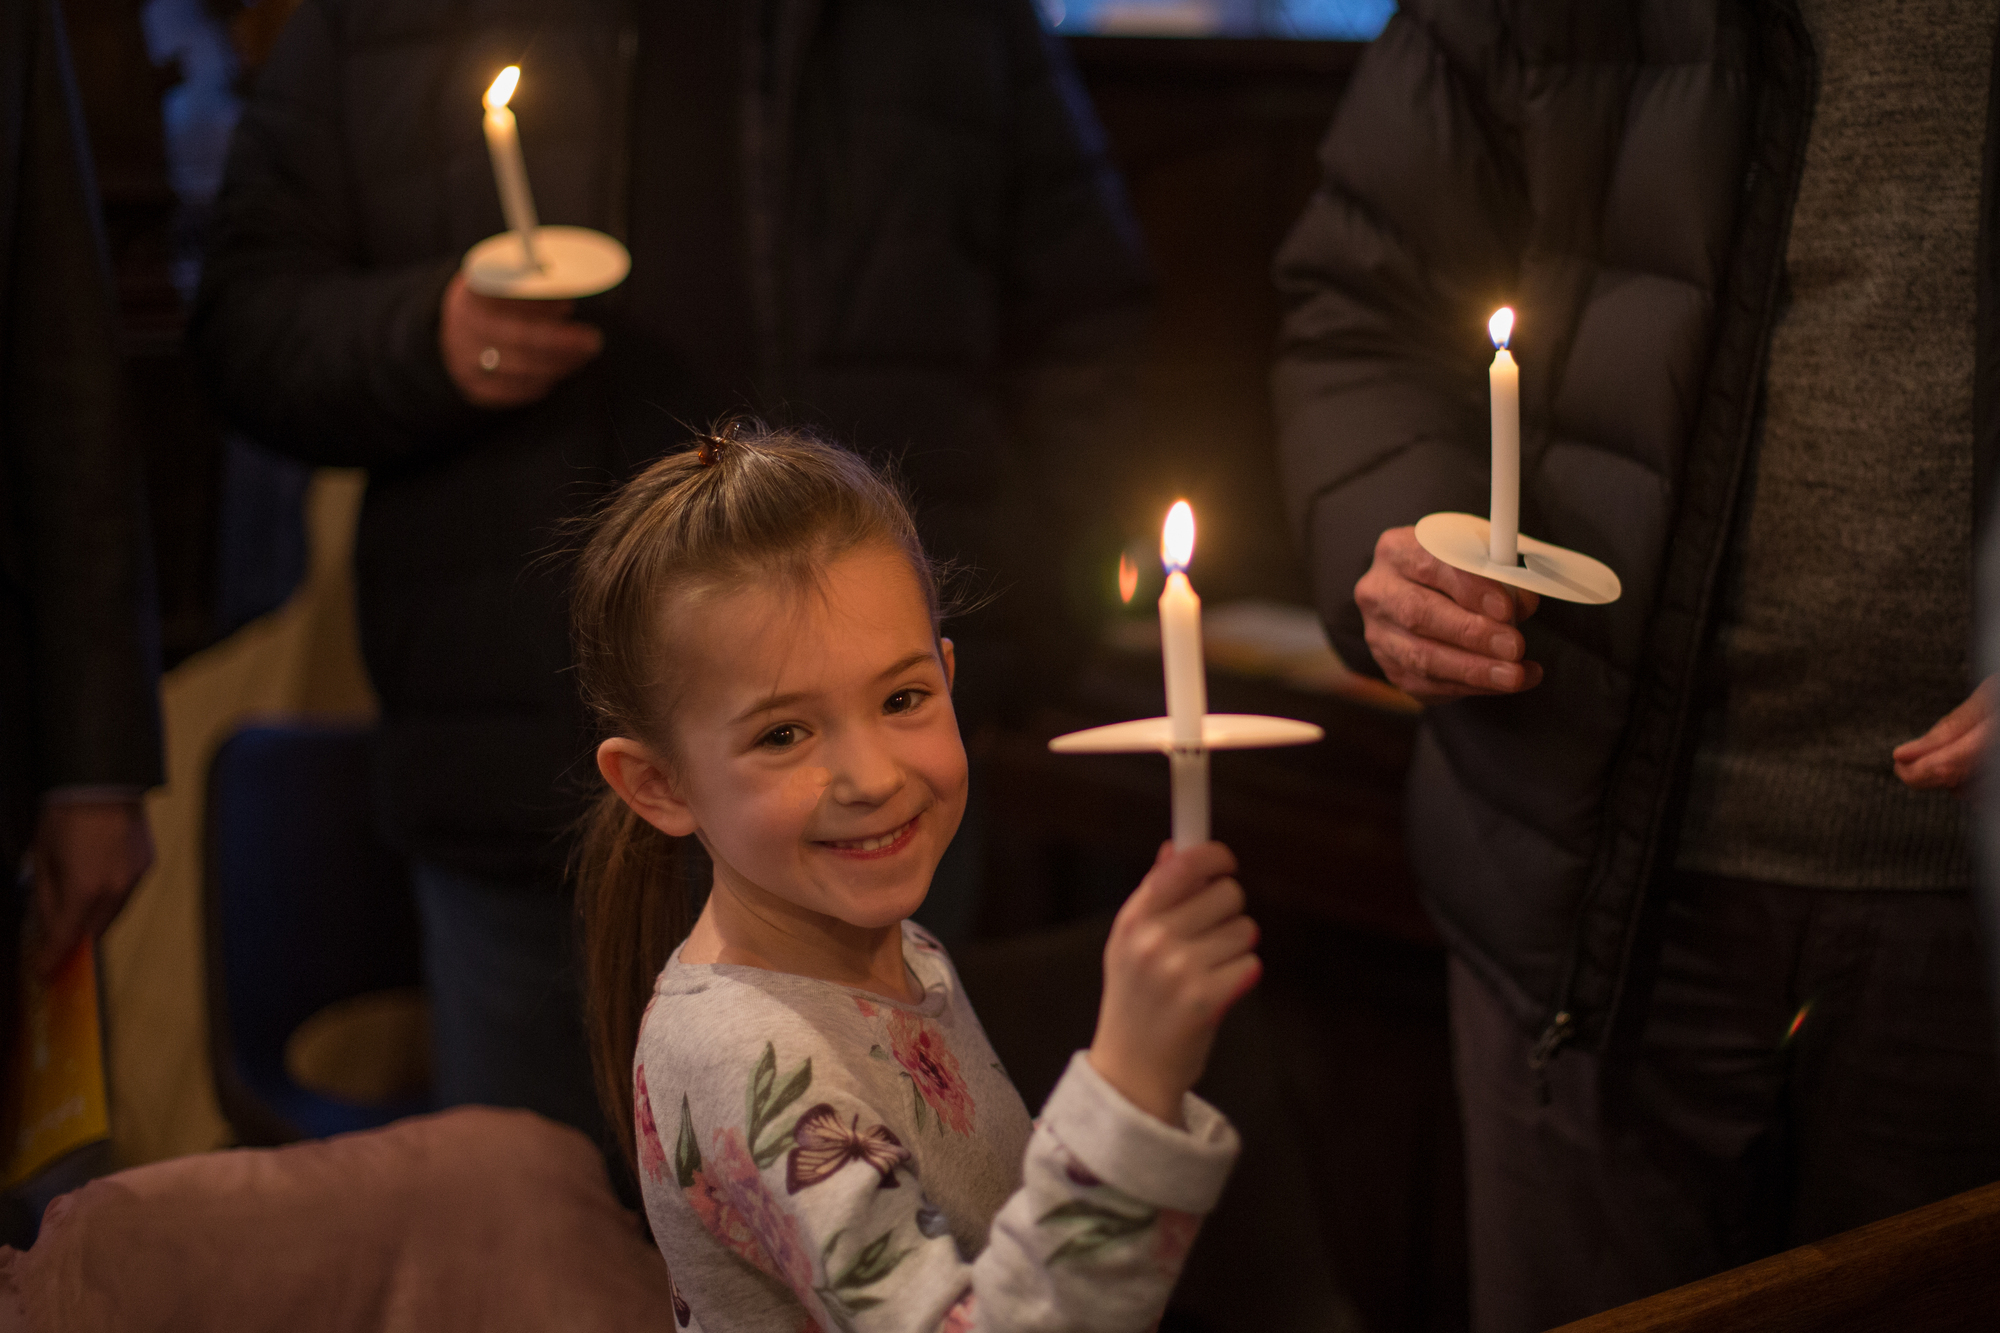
{"left": 1488, "top": 306, "right": 1514, "bottom": 349}
{"left": 485, "top": 65, "right": 520, "bottom": 111}
{"left": 1161, "top": 500, "right": 1196, "bottom": 573}
{"left": 1118, "top": 552, "right": 1139, "bottom": 603}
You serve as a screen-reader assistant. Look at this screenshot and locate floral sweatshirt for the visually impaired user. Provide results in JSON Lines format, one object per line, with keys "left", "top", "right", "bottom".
{"left": 634, "top": 922, "right": 1239, "bottom": 1333}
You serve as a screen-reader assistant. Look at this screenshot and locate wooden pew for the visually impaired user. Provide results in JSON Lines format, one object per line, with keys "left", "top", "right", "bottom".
{"left": 1551, "top": 1181, "right": 2000, "bottom": 1333}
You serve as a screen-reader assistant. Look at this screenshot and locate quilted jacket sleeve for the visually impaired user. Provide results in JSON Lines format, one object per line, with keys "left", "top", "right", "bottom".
{"left": 189, "top": 0, "right": 483, "bottom": 470}
{"left": 1271, "top": 1, "right": 1526, "bottom": 676}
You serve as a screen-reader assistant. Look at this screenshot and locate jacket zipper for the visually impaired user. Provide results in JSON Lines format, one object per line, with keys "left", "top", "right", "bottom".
{"left": 1528, "top": 1010, "right": 1573, "bottom": 1105}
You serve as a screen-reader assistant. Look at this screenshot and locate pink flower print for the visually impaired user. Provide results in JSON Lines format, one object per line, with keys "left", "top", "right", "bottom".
{"left": 887, "top": 1010, "right": 975, "bottom": 1135}
{"left": 1152, "top": 1208, "right": 1200, "bottom": 1269}
{"left": 705, "top": 1126, "right": 819, "bottom": 1297}
{"left": 854, "top": 997, "right": 879, "bottom": 1019}
{"left": 635, "top": 1067, "right": 668, "bottom": 1184}
{"left": 686, "top": 1165, "right": 766, "bottom": 1273}
{"left": 939, "top": 1291, "right": 976, "bottom": 1332}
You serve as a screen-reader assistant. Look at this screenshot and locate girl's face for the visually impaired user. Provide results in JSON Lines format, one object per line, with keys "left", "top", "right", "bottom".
{"left": 643, "top": 544, "right": 966, "bottom": 932}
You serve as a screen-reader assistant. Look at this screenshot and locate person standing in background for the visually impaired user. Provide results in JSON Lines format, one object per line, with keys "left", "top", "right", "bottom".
{"left": 1275, "top": 2, "right": 2000, "bottom": 1327}
{"left": 0, "top": 0, "right": 163, "bottom": 1044}
{"left": 192, "top": 0, "right": 1146, "bottom": 1156}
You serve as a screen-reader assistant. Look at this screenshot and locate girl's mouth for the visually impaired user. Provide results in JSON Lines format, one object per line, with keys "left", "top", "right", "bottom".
{"left": 821, "top": 815, "right": 919, "bottom": 858}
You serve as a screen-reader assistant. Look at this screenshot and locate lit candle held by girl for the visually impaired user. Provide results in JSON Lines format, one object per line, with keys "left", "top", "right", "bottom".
{"left": 1159, "top": 500, "right": 1209, "bottom": 847}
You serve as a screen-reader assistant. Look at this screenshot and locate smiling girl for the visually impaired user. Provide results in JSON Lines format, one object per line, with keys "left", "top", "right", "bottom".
{"left": 575, "top": 425, "right": 1258, "bottom": 1332}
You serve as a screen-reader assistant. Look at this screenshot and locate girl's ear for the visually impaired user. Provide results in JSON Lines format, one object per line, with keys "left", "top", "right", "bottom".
{"left": 939, "top": 636, "right": 956, "bottom": 692}
{"left": 597, "top": 737, "right": 699, "bottom": 838}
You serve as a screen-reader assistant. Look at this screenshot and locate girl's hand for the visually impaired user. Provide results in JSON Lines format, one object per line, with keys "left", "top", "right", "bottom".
{"left": 1088, "top": 841, "right": 1261, "bottom": 1128}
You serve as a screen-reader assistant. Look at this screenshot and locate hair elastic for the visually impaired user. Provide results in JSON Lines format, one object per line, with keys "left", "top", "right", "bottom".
{"left": 696, "top": 433, "right": 726, "bottom": 466}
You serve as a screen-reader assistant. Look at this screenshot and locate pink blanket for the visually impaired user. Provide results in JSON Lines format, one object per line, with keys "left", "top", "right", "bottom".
{"left": 0, "top": 1107, "right": 679, "bottom": 1332}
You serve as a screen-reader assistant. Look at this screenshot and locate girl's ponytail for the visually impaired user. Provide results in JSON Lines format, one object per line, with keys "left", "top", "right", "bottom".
{"left": 575, "top": 789, "right": 689, "bottom": 1174}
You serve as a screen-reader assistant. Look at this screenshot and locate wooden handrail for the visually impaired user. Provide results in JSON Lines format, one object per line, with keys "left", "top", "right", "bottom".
{"left": 1549, "top": 1180, "right": 2000, "bottom": 1333}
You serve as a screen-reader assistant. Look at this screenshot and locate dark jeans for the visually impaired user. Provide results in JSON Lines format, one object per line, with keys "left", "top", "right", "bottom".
{"left": 1452, "top": 873, "right": 2000, "bottom": 1333}
{"left": 412, "top": 862, "right": 605, "bottom": 1147}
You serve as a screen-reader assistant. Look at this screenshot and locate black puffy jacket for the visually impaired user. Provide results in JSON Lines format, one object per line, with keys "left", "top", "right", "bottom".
{"left": 1274, "top": 1, "right": 2000, "bottom": 1056}
{"left": 193, "top": 0, "right": 1146, "bottom": 879}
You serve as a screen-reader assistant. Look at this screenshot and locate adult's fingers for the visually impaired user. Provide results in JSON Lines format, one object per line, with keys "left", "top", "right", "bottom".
{"left": 1893, "top": 680, "right": 1994, "bottom": 763}
{"left": 481, "top": 319, "right": 604, "bottom": 377}
{"left": 466, "top": 293, "right": 578, "bottom": 325}
{"left": 38, "top": 884, "right": 119, "bottom": 979}
{"left": 32, "top": 869, "right": 86, "bottom": 978}
{"left": 457, "top": 370, "right": 572, "bottom": 411}
{"left": 1365, "top": 619, "right": 1542, "bottom": 697}
{"left": 1894, "top": 719, "right": 1987, "bottom": 790}
{"left": 1378, "top": 526, "right": 1536, "bottom": 623}
{"left": 1360, "top": 543, "right": 1530, "bottom": 667}
{"left": 1378, "top": 575, "right": 1530, "bottom": 663}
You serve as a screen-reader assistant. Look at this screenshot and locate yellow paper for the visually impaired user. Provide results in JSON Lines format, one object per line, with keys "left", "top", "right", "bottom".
{"left": 1, "top": 939, "right": 110, "bottom": 1189}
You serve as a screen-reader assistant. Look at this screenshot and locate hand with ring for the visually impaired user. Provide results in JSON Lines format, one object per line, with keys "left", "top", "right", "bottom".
{"left": 440, "top": 270, "right": 603, "bottom": 409}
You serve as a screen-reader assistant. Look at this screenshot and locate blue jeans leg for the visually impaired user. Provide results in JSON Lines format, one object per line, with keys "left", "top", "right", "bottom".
{"left": 411, "top": 861, "right": 606, "bottom": 1145}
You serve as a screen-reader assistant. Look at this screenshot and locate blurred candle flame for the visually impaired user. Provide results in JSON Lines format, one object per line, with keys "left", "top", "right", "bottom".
{"left": 1488, "top": 306, "right": 1514, "bottom": 349}
{"left": 485, "top": 65, "right": 520, "bottom": 111}
{"left": 1161, "top": 500, "right": 1196, "bottom": 573}
{"left": 1118, "top": 551, "right": 1138, "bottom": 604}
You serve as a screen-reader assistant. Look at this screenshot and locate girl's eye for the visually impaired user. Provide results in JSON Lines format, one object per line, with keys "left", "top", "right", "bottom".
{"left": 759, "top": 725, "right": 800, "bottom": 750}
{"left": 884, "top": 688, "right": 928, "bottom": 716}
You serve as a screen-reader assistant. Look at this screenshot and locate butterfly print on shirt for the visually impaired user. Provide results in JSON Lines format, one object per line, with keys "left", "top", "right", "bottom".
{"left": 785, "top": 1103, "right": 911, "bottom": 1193}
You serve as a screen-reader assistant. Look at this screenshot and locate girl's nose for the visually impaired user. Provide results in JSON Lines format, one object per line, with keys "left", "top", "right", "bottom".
{"left": 824, "top": 728, "right": 903, "bottom": 806}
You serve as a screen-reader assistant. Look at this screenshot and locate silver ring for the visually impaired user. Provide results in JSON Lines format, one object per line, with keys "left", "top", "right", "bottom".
{"left": 478, "top": 346, "right": 501, "bottom": 374}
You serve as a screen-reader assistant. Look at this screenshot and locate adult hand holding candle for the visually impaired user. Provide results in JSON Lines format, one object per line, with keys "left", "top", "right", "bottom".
{"left": 1158, "top": 500, "right": 1210, "bottom": 847}
{"left": 1391, "top": 302, "right": 1620, "bottom": 698}
{"left": 482, "top": 66, "right": 540, "bottom": 268}
{"left": 438, "top": 271, "right": 604, "bottom": 409}
{"left": 448, "top": 63, "right": 618, "bottom": 407}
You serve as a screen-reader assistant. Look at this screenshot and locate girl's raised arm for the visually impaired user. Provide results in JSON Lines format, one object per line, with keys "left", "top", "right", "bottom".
{"left": 642, "top": 1006, "right": 1236, "bottom": 1331}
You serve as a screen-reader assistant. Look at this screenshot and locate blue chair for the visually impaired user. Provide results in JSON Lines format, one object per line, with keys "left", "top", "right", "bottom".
{"left": 204, "top": 721, "right": 429, "bottom": 1143}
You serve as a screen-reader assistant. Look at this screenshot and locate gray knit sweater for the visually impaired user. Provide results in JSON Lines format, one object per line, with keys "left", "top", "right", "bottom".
{"left": 634, "top": 922, "right": 1240, "bottom": 1332}
{"left": 1676, "top": 0, "right": 1992, "bottom": 889}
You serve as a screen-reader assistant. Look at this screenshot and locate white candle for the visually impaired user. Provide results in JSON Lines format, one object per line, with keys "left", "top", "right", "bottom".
{"left": 1488, "top": 306, "right": 1519, "bottom": 567}
{"left": 482, "top": 66, "right": 540, "bottom": 268}
{"left": 1159, "top": 500, "right": 1209, "bottom": 847}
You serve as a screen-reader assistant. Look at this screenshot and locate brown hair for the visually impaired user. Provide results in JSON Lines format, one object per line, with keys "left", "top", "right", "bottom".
{"left": 571, "top": 421, "right": 938, "bottom": 1172}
